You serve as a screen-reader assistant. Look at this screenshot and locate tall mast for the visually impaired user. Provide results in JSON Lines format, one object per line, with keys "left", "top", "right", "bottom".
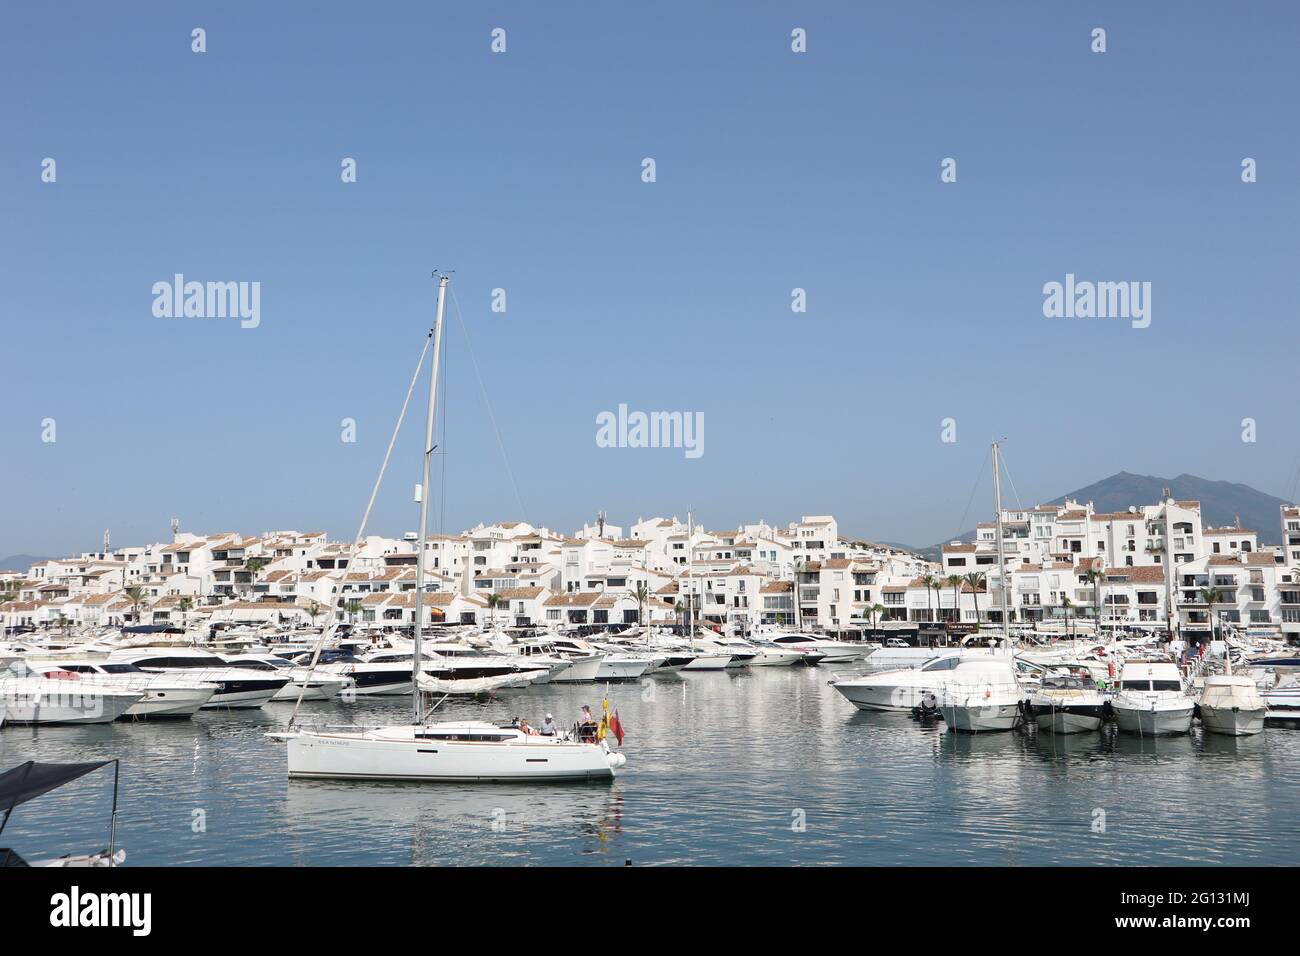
{"left": 992, "top": 441, "right": 1010, "bottom": 647}
{"left": 686, "top": 511, "right": 694, "bottom": 646}
{"left": 413, "top": 273, "right": 449, "bottom": 724}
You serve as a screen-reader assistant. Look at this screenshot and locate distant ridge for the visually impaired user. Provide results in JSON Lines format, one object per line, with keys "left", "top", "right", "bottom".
{"left": 915, "top": 472, "right": 1291, "bottom": 561}
{"left": 0, "top": 554, "right": 50, "bottom": 572}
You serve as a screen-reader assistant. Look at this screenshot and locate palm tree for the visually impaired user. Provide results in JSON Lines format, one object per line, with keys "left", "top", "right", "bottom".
{"left": 869, "top": 602, "right": 886, "bottom": 631}
{"left": 1084, "top": 567, "right": 1104, "bottom": 636}
{"left": 56, "top": 612, "right": 69, "bottom": 636}
{"left": 963, "top": 572, "right": 986, "bottom": 626}
{"left": 673, "top": 599, "right": 686, "bottom": 632}
{"left": 178, "top": 596, "right": 193, "bottom": 632}
{"left": 307, "top": 600, "right": 323, "bottom": 630}
{"left": 1198, "top": 586, "right": 1224, "bottom": 644}
{"left": 486, "top": 592, "right": 503, "bottom": 630}
{"left": 345, "top": 599, "right": 362, "bottom": 625}
{"left": 125, "top": 586, "right": 146, "bottom": 623}
{"left": 920, "top": 573, "right": 937, "bottom": 622}
{"left": 1061, "top": 596, "right": 1075, "bottom": 640}
{"left": 630, "top": 582, "right": 650, "bottom": 626}
{"left": 945, "top": 574, "right": 964, "bottom": 626}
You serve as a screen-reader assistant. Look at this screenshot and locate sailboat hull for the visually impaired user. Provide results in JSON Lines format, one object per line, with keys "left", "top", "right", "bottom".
{"left": 285, "top": 729, "right": 619, "bottom": 782}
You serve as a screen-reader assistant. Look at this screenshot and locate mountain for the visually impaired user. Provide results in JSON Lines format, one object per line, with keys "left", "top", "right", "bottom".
{"left": 916, "top": 472, "right": 1291, "bottom": 561}
{"left": 0, "top": 554, "right": 50, "bottom": 572}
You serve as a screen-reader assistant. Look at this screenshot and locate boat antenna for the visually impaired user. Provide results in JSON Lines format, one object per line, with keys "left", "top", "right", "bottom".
{"left": 414, "top": 273, "right": 450, "bottom": 725}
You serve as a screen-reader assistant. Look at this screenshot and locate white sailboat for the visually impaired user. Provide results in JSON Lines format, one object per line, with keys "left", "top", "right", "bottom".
{"left": 936, "top": 441, "right": 1024, "bottom": 732}
{"left": 277, "top": 275, "right": 625, "bottom": 782}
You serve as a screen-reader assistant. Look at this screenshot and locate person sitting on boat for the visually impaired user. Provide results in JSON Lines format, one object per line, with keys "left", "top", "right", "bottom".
{"left": 578, "top": 705, "right": 598, "bottom": 742}
{"left": 921, "top": 690, "right": 937, "bottom": 710}
{"left": 519, "top": 718, "right": 538, "bottom": 736}
{"left": 540, "top": 713, "right": 557, "bottom": 736}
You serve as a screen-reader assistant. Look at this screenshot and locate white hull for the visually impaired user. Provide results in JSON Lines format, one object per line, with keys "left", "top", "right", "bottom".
{"left": 1113, "top": 703, "right": 1194, "bottom": 736}
{"left": 270, "top": 678, "right": 350, "bottom": 702}
{"left": 1035, "top": 709, "right": 1103, "bottom": 734}
{"left": 596, "top": 659, "right": 650, "bottom": 681}
{"left": 1199, "top": 705, "right": 1266, "bottom": 737}
{"left": 350, "top": 678, "right": 413, "bottom": 696}
{"left": 123, "top": 684, "right": 216, "bottom": 718}
{"left": 549, "top": 655, "right": 604, "bottom": 683}
{"left": 282, "top": 724, "right": 623, "bottom": 782}
{"left": 941, "top": 701, "right": 1021, "bottom": 732}
{"left": 833, "top": 682, "right": 919, "bottom": 711}
{"left": 748, "top": 650, "right": 802, "bottom": 666}
{"left": 0, "top": 680, "right": 141, "bottom": 725}
{"left": 681, "top": 654, "right": 733, "bottom": 671}
{"left": 813, "top": 647, "right": 870, "bottom": 664}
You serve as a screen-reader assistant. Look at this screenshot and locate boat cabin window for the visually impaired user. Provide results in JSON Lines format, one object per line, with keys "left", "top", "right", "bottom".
{"left": 415, "top": 731, "right": 514, "bottom": 743}
{"left": 133, "top": 655, "right": 225, "bottom": 668}
{"left": 1151, "top": 680, "right": 1182, "bottom": 691}
{"left": 222, "top": 659, "right": 278, "bottom": 671}
{"left": 921, "top": 657, "right": 961, "bottom": 672}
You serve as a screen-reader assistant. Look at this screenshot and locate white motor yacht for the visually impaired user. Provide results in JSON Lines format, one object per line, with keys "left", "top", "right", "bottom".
{"left": 1028, "top": 673, "right": 1107, "bottom": 734}
{"left": 26, "top": 659, "right": 216, "bottom": 718}
{"left": 1198, "top": 674, "right": 1266, "bottom": 736}
{"left": 938, "top": 658, "right": 1025, "bottom": 732}
{"left": 768, "top": 632, "right": 869, "bottom": 664}
{"left": 551, "top": 638, "right": 650, "bottom": 680}
{"left": 108, "top": 648, "right": 290, "bottom": 709}
{"left": 834, "top": 654, "right": 1019, "bottom": 712}
{"left": 0, "top": 667, "right": 142, "bottom": 725}
{"left": 1263, "top": 676, "right": 1300, "bottom": 726}
{"left": 1112, "top": 660, "right": 1195, "bottom": 736}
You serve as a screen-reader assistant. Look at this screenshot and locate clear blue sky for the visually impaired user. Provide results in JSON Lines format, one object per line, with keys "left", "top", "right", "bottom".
{"left": 3, "top": 1, "right": 1299, "bottom": 557}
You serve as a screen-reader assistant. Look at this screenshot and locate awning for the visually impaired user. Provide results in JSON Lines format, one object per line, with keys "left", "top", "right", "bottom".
{"left": 0, "top": 760, "right": 112, "bottom": 816}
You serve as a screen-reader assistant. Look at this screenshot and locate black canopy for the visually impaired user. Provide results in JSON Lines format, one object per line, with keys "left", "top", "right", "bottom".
{"left": 0, "top": 760, "right": 112, "bottom": 816}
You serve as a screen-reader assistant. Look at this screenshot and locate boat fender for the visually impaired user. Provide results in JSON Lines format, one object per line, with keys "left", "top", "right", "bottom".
{"left": 607, "top": 752, "right": 627, "bottom": 769}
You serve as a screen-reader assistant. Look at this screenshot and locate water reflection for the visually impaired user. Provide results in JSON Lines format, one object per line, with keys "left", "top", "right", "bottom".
{"left": 3, "top": 668, "right": 1299, "bottom": 865}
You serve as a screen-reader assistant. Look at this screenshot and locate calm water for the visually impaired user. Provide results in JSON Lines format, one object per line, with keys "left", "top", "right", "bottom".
{"left": 3, "top": 666, "right": 1298, "bottom": 866}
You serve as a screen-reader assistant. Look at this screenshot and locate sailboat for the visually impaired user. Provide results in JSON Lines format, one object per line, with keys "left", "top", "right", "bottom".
{"left": 275, "top": 275, "right": 626, "bottom": 782}
{"left": 938, "top": 441, "right": 1025, "bottom": 732}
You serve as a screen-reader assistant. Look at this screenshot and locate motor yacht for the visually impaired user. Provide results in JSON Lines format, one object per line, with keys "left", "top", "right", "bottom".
{"left": 768, "top": 632, "right": 869, "bottom": 664}
{"left": 25, "top": 659, "right": 216, "bottom": 718}
{"left": 833, "top": 653, "right": 1020, "bottom": 712}
{"left": 1198, "top": 674, "right": 1266, "bottom": 737}
{"left": 550, "top": 638, "right": 650, "bottom": 680}
{"left": 935, "top": 658, "right": 1025, "bottom": 732}
{"left": 1262, "top": 674, "right": 1300, "bottom": 726}
{"left": 1028, "top": 673, "right": 1107, "bottom": 734}
{"left": 218, "top": 653, "right": 351, "bottom": 702}
{"left": 1111, "top": 660, "right": 1195, "bottom": 736}
{"left": 0, "top": 665, "right": 142, "bottom": 725}
{"left": 108, "top": 648, "right": 290, "bottom": 709}
{"left": 284, "top": 650, "right": 413, "bottom": 696}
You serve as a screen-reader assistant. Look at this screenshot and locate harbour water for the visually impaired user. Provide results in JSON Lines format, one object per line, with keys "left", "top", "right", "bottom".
{"left": 4, "top": 665, "right": 1298, "bottom": 866}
